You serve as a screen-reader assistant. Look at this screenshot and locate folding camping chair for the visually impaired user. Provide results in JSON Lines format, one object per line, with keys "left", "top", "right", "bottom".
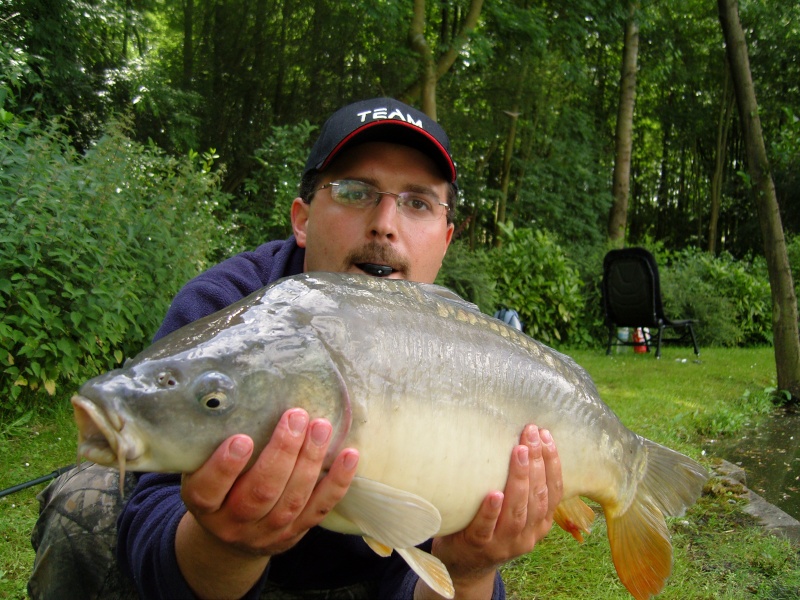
{"left": 601, "top": 247, "right": 699, "bottom": 359}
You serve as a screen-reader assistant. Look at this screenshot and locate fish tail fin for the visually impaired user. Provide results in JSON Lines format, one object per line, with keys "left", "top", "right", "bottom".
{"left": 553, "top": 496, "right": 595, "bottom": 542}
{"left": 606, "top": 439, "right": 708, "bottom": 600}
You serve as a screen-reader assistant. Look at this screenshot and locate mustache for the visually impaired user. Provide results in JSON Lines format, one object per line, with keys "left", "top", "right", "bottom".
{"left": 345, "top": 243, "right": 409, "bottom": 272}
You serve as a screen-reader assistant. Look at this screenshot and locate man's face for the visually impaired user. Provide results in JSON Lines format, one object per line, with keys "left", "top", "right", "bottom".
{"left": 291, "top": 142, "right": 455, "bottom": 284}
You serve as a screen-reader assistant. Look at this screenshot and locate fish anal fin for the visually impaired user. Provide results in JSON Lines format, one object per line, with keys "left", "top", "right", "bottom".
{"left": 606, "top": 499, "right": 672, "bottom": 600}
{"left": 363, "top": 536, "right": 393, "bottom": 557}
{"left": 334, "top": 477, "right": 442, "bottom": 549}
{"left": 553, "top": 496, "right": 595, "bottom": 543}
{"left": 396, "top": 546, "right": 454, "bottom": 600}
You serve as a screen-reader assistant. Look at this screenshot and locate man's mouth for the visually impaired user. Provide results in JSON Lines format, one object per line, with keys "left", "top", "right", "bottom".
{"left": 357, "top": 263, "right": 395, "bottom": 277}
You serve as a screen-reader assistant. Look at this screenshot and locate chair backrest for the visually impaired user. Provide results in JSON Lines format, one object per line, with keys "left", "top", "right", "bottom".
{"left": 602, "top": 247, "right": 665, "bottom": 328}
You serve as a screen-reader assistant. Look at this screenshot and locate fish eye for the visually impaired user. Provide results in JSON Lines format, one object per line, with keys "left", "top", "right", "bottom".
{"left": 201, "top": 392, "right": 228, "bottom": 411}
{"left": 193, "top": 371, "right": 235, "bottom": 414}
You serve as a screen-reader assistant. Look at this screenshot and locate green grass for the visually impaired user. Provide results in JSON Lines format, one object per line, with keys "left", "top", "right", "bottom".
{"left": 501, "top": 345, "right": 800, "bottom": 599}
{"left": 1, "top": 346, "right": 798, "bottom": 599}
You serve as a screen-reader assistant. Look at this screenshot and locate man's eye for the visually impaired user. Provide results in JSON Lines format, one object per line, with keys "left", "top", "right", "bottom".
{"left": 338, "top": 183, "right": 372, "bottom": 203}
{"left": 406, "top": 197, "right": 434, "bottom": 212}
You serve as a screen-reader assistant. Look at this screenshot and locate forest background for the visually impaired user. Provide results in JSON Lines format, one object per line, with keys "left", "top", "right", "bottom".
{"left": 1, "top": 0, "right": 799, "bottom": 411}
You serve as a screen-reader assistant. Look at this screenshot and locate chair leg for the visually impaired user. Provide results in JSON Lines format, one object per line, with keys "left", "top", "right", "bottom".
{"left": 688, "top": 324, "right": 699, "bottom": 356}
{"left": 655, "top": 326, "right": 664, "bottom": 359}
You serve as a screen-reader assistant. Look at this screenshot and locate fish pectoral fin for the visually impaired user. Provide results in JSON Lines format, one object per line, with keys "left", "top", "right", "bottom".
{"left": 395, "top": 546, "right": 454, "bottom": 600}
{"left": 553, "top": 496, "right": 595, "bottom": 543}
{"left": 362, "top": 536, "right": 393, "bottom": 557}
{"left": 335, "top": 476, "right": 442, "bottom": 548}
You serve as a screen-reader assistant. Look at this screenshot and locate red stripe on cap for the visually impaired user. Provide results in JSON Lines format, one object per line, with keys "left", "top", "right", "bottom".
{"left": 319, "top": 120, "right": 456, "bottom": 183}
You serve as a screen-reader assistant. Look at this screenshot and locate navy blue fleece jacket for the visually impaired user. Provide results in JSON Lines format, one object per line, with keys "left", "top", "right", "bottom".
{"left": 116, "top": 236, "right": 505, "bottom": 599}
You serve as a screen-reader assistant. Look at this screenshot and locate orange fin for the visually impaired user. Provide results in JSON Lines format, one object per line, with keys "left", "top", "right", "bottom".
{"left": 553, "top": 496, "right": 595, "bottom": 543}
{"left": 605, "top": 438, "right": 709, "bottom": 599}
{"left": 606, "top": 497, "right": 672, "bottom": 600}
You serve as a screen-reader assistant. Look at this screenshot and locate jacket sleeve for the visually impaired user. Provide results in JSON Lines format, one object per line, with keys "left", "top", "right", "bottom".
{"left": 152, "top": 237, "right": 305, "bottom": 341}
{"left": 115, "top": 473, "right": 270, "bottom": 600}
{"left": 378, "top": 540, "right": 506, "bottom": 600}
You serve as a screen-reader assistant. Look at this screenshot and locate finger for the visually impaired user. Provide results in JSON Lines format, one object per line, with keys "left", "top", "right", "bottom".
{"left": 525, "top": 426, "right": 550, "bottom": 523}
{"left": 462, "top": 491, "right": 504, "bottom": 545}
{"left": 540, "top": 428, "right": 563, "bottom": 516}
{"left": 225, "top": 409, "right": 310, "bottom": 519}
{"left": 495, "top": 441, "right": 532, "bottom": 534}
{"left": 265, "top": 418, "right": 335, "bottom": 527}
{"left": 182, "top": 434, "right": 254, "bottom": 515}
{"left": 303, "top": 448, "right": 360, "bottom": 523}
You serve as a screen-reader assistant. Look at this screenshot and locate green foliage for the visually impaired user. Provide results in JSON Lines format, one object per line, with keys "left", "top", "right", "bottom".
{"left": 0, "top": 118, "right": 231, "bottom": 413}
{"left": 688, "top": 386, "right": 777, "bottom": 438}
{"left": 435, "top": 241, "right": 498, "bottom": 314}
{"left": 490, "top": 225, "right": 586, "bottom": 345}
{"left": 657, "top": 249, "right": 772, "bottom": 347}
{"left": 236, "top": 122, "right": 317, "bottom": 250}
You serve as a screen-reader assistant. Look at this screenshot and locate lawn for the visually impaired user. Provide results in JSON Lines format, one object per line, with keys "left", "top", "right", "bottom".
{"left": 1, "top": 345, "right": 798, "bottom": 599}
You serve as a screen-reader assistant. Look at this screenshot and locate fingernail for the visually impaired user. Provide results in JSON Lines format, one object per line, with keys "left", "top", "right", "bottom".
{"left": 288, "top": 411, "right": 308, "bottom": 434}
{"left": 490, "top": 492, "right": 503, "bottom": 510}
{"left": 229, "top": 436, "right": 252, "bottom": 459}
{"left": 541, "top": 429, "right": 553, "bottom": 445}
{"left": 343, "top": 450, "right": 359, "bottom": 470}
{"left": 517, "top": 446, "right": 529, "bottom": 466}
{"left": 527, "top": 425, "right": 541, "bottom": 447}
{"left": 310, "top": 421, "right": 332, "bottom": 446}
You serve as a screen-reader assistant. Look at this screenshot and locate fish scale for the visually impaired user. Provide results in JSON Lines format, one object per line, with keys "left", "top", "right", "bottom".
{"left": 72, "top": 272, "right": 708, "bottom": 600}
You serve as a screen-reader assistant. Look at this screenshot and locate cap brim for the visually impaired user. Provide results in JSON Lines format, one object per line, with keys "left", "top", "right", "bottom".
{"left": 317, "top": 121, "right": 457, "bottom": 184}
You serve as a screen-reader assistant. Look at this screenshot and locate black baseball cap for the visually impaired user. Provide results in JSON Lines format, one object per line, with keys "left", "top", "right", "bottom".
{"left": 303, "top": 97, "right": 457, "bottom": 184}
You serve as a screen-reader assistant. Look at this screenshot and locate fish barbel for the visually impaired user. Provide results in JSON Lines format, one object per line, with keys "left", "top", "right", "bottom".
{"left": 72, "top": 272, "right": 708, "bottom": 599}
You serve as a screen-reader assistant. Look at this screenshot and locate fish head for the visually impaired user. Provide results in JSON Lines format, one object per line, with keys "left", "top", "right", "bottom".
{"left": 71, "top": 289, "right": 353, "bottom": 478}
{"left": 72, "top": 354, "right": 253, "bottom": 475}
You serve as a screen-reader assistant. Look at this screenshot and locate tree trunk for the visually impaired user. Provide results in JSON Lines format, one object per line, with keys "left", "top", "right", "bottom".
{"left": 718, "top": 0, "right": 800, "bottom": 398}
{"left": 403, "top": 0, "right": 484, "bottom": 112}
{"left": 494, "top": 109, "right": 520, "bottom": 247}
{"left": 708, "top": 67, "right": 734, "bottom": 254}
{"left": 182, "top": 0, "right": 193, "bottom": 88}
{"left": 607, "top": 2, "right": 639, "bottom": 247}
{"left": 409, "top": 0, "right": 438, "bottom": 119}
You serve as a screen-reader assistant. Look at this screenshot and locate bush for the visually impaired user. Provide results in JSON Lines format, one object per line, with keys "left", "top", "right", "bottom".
{"left": 237, "top": 121, "right": 317, "bottom": 250}
{"left": 0, "top": 118, "right": 232, "bottom": 412}
{"left": 489, "top": 225, "right": 586, "bottom": 345}
{"left": 657, "top": 249, "right": 772, "bottom": 347}
{"left": 436, "top": 241, "right": 498, "bottom": 313}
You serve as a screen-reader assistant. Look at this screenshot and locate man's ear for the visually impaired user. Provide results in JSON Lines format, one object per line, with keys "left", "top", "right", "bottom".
{"left": 443, "top": 221, "right": 455, "bottom": 256}
{"left": 291, "top": 198, "right": 309, "bottom": 248}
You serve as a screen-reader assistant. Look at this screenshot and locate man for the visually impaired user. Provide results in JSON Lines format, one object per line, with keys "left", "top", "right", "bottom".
{"left": 31, "top": 98, "right": 562, "bottom": 600}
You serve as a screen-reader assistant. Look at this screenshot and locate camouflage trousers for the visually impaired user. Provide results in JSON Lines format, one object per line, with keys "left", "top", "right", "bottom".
{"left": 28, "top": 463, "right": 138, "bottom": 600}
{"left": 28, "top": 463, "right": 379, "bottom": 599}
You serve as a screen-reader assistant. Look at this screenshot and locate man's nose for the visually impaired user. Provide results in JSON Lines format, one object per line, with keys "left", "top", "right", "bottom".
{"left": 367, "top": 193, "right": 400, "bottom": 236}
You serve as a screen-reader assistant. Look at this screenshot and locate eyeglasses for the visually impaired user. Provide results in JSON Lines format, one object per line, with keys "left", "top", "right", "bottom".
{"left": 311, "top": 180, "right": 450, "bottom": 221}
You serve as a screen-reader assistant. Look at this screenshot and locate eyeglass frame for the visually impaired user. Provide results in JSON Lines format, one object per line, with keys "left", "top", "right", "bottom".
{"left": 305, "top": 179, "right": 453, "bottom": 222}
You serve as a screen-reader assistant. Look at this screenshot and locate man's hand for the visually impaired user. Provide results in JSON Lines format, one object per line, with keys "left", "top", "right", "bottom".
{"left": 175, "top": 408, "right": 359, "bottom": 599}
{"left": 420, "top": 424, "right": 563, "bottom": 599}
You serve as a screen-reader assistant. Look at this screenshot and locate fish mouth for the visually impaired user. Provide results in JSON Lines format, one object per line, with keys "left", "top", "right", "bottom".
{"left": 71, "top": 395, "right": 143, "bottom": 488}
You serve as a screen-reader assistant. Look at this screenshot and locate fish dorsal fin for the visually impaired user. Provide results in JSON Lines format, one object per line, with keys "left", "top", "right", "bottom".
{"left": 362, "top": 536, "right": 393, "bottom": 557}
{"left": 553, "top": 496, "right": 596, "bottom": 543}
{"left": 395, "top": 546, "right": 455, "bottom": 599}
{"left": 419, "top": 282, "right": 480, "bottom": 313}
{"left": 335, "top": 476, "right": 442, "bottom": 549}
